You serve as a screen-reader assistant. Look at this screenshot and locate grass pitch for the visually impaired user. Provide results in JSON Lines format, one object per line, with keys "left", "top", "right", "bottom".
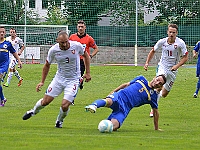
{"left": 0, "top": 64, "right": 199, "bottom": 150}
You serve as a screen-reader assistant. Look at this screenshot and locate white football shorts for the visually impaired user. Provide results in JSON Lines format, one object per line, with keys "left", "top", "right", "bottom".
{"left": 156, "top": 65, "right": 177, "bottom": 92}
{"left": 45, "top": 76, "right": 80, "bottom": 102}
{"left": 9, "top": 57, "right": 18, "bottom": 69}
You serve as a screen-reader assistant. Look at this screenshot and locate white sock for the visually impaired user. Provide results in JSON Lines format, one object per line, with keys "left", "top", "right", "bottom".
{"left": 14, "top": 70, "right": 21, "bottom": 80}
{"left": 7, "top": 72, "right": 13, "bottom": 84}
{"left": 56, "top": 107, "right": 70, "bottom": 122}
{"left": 33, "top": 98, "right": 45, "bottom": 114}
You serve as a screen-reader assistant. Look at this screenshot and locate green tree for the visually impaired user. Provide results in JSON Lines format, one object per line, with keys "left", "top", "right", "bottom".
{"left": 41, "top": 5, "right": 69, "bottom": 25}
{"left": 0, "top": 0, "right": 40, "bottom": 25}
{"left": 63, "top": 0, "right": 111, "bottom": 25}
{"left": 146, "top": 0, "right": 200, "bottom": 25}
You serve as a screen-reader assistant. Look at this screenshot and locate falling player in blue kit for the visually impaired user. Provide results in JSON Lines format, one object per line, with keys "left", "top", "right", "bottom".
{"left": 85, "top": 75, "right": 166, "bottom": 131}
{"left": 192, "top": 41, "right": 200, "bottom": 98}
{"left": 0, "top": 26, "right": 22, "bottom": 107}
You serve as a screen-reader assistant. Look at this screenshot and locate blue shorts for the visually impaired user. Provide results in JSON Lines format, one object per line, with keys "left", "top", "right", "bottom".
{"left": 106, "top": 93, "right": 130, "bottom": 128}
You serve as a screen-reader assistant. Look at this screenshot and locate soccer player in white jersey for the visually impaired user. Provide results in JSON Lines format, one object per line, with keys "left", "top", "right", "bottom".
{"left": 3, "top": 28, "right": 25, "bottom": 87}
{"left": 144, "top": 24, "right": 188, "bottom": 117}
{"left": 22, "top": 31, "right": 91, "bottom": 128}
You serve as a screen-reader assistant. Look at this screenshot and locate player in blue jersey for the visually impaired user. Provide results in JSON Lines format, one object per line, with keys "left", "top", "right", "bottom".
{"left": 192, "top": 41, "right": 200, "bottom": 98}
{"left": 85, "top": 75, "right": 166, "bottom": 131}
{"left": 0, "top": 26, "right": 22, "bottom": 107}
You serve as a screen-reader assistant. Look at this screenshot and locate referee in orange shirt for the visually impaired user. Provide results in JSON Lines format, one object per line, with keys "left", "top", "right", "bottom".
{"left": 69, "top": 20, "right": 99, "bottom": 90}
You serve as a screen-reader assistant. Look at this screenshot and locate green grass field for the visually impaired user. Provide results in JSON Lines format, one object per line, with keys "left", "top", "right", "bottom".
{"left": 0, "top": 64, "right": 199, "bottom": 150}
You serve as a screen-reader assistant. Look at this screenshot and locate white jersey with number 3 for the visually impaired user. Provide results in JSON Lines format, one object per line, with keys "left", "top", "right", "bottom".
{"left": 154, "top": 37, "right": 187, "bottom": 69}
{"left": 47, "top": 40, "right": 85, "bottom": 80}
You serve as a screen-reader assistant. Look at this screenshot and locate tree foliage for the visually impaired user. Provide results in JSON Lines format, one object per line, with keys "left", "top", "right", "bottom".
{"left": 0, "top": 0, "right": 40, "bottom": 25}
{"left": 62, "top": 0, "right": 111, "bottom": 25}
{"left": 145, "top": 0, "right": 200, "bottom": 25}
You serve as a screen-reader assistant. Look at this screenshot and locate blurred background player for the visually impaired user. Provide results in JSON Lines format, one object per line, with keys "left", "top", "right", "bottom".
{"left": 85, "top": 75, "right": 166, "bottom": 131}
{"left": 22, "top": 31, "right": 91, "bottom": 128}
{"left": 3, "top": 28, "right": 25, "bottom": 87}
{"left": 0, "top": 26, "right": 22, "bottom": 106}
{"left": 192, "top": 41, "right": 200, "bottom": 98}
{"left": 69, "top": 20, "right": 98, "bottom": 90}
{"left": 144, "top": 24, "right": 188, "bottom": 117}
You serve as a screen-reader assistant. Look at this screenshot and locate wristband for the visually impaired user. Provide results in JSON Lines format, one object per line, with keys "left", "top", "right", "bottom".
{"left": 90, "top": 55, "right": 93, "bottom": 58}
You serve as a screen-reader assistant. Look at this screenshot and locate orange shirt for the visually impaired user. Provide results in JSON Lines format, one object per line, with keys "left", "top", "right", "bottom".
{"left": 69, "top": 33, "right": 97, "bottom": 59}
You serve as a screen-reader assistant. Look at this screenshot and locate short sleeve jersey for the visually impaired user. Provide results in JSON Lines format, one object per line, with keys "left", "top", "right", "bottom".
{"left": 69, "top": 33, "right": 97, "bottom": 59}
{"left": 114, "top": 76, "right": 159, "bottom": 116}
{"left": 0, "top": 39, "right": 16, "bottom": 73}
{"left": 6, "top": 36, "right": 24, "bottom": 60}
{"left": 46, "top": 40, "right": 85, "bottom": 80}
{"left": 154, "top": 37, "right": 188, "bottom": 69}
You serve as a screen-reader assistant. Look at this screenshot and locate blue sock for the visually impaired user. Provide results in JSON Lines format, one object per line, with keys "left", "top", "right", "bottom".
{"left": 195, "top": 78, "right": 200, "bottom": 95}
{"left": 91, "top": 99, "right": 107, "bottom": 108}
{"left": 0, "top": 85, "right": 5, "bottom": 101}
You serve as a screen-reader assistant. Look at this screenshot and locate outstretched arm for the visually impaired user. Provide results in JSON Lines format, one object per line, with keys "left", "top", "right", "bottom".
{"left": 152, "top": 108, "right": 162, "bottom": 131}
{"left": 144, "top": 49, "right": 155, "bottom": 71}
{"left": 171, "top": 53, "right": 188, "bottom": 71}
{"left": 109, "top": 82, "right": 130, "bottom": 94}
{"left": 36, "top": 61, "right": 50, "bottom": 92}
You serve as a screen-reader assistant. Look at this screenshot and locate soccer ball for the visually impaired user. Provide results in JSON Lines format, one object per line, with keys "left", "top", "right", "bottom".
{"left": 98, "top": 120, "right": 113, "bottom": 133}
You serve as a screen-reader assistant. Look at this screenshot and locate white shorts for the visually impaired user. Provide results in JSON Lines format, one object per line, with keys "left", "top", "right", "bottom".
{"left": 45, "top": 76, "right": 80, "bottom": 102}
{"left": 9, "top": 57, "right": 18, "bottom": 69}
{"left": 156, "top": 65, "right": 177, "bottom": 91}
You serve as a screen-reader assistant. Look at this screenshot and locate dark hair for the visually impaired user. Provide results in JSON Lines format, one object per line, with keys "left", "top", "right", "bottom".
{"left": 0, "top": 26, "right": 5, "bottom": 29}
{"left": 77, "top": 20, "right": 86, "bottom": 25}
{"left": 157, "top": 74, "right": 167, "bottom": 84}
{"left": 168, "top": 24, "right": 178, "bottom": 31}
{"left": 10, "top": 28, "right": 16, "bottom": 32}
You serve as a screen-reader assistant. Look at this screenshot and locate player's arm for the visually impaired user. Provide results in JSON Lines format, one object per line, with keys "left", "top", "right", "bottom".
{"left": 18, "top": 44, "right": 25, "bottom": 56}
{"left": 82, "top": 51, "right": 91, "bottom": 82}
{"left": 13, "top": 52, "right": 22, "bottom": 69}
{"left": 90, "top": 45, "right": 99, "bottom": 58}
{"left": 109, "top": 82, "right": 130, "bottom": 94}
{"left": 152, "top": 108, "right": 161, "bottom": 130}
{"left": 36, "top": 60, "right": 50, "bottom": 92}
{"left": 171, "top": 52, "right": 188, "bottom": 71}
{"left": 144, "top": 48, "right": 155, "bottom": 71}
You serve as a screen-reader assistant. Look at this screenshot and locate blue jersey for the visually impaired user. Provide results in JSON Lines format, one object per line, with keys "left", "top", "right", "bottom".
{"left": 0, "top": 39, "right": 16, "bottom": 73}
{"left": 194, "top": 41, "right": 200, "bottom": 77}
{"left": 108, "top": 75, "right": 159, "bottom": 116}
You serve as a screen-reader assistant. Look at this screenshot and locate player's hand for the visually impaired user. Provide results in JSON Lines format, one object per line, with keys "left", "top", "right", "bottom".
{"left": 18, "top": 62, "right": 22, "bottom": 69}
{"left": 83, "top": 73, "right": 91, "bottom": 82}
{"left": 36, "top": 82, "right": 44, "bottom": 92}
{"left": 144, "top": 63, "right": 148, "bottom": 71}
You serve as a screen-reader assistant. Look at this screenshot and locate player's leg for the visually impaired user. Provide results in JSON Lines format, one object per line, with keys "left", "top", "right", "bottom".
{"left": 0, "top": 73, "right": 7, "bottom": 106}
{"left": 13, "top": 68, "right": 23, "bottom": 86}
{"left": 193, "top": 74, "right": 200, "bottom": 98}
{"left": 85, "top": 97, "right": 113, "bottom": 113}
{"left": 79, "top": 59, "right": 85, "bottom": 90}
{"left": 23, "top": 78, "right": 61, "bottom": 120}
{"left": 4, "top": 59, "right": 16, "bottom": 87}
{"left": 55, "top": 79, "right": 79, "bottom": 128}
{"left": 108, "top": 111, "right": 126, "bottom": 131}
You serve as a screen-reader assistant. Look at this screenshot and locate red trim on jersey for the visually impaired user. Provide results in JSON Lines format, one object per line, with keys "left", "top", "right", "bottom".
{"left": 69, "top": 33, "right": 97, "bottom": 59}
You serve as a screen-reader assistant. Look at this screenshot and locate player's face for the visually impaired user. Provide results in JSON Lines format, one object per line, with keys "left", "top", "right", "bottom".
{"left": 151, "top": 76, "right": 165, "bottom": 89}
{"left": 0, "top": 28, "right": 6, "bottom": 40}
{"left": 167, "top": 27, "right": 177, "bottom": 42}
{"left": 10, "top": 29, "right": 16, "bottom": 37}
{"left": 77, "top": 23, "right": 86, "bottom": 35}
{"left": 57, "top": 35, "right": 70, "bottom": 50}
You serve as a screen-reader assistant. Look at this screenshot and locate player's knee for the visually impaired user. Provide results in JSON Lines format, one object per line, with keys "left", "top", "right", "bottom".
{"left": 111, "top": 119, "right": 120, "bottom": 131}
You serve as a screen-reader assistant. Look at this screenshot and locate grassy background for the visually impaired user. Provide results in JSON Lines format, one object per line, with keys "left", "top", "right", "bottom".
{"left": 0, "top": 64, "right": 199, "bottom": 150}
